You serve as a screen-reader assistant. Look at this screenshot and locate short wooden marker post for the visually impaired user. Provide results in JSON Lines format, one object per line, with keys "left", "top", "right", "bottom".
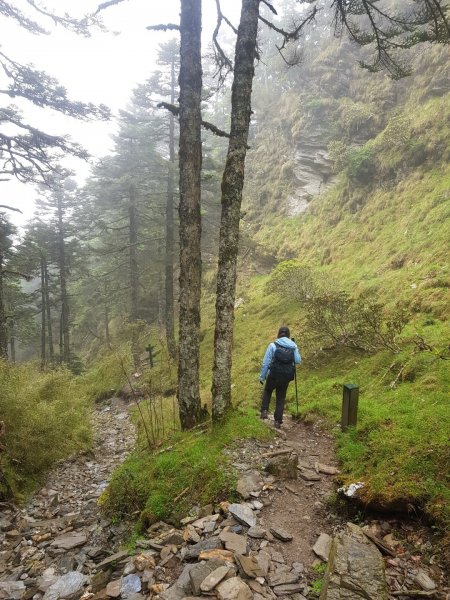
{"left": 146, "top": 344, "right": 154, "bottom": 368}
{"left": 341, "top": 384, "right": 359, "bottom": 432}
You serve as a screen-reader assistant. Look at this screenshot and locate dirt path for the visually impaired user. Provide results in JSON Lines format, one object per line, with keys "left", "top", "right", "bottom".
{"left": 257, "top": 417, "right": 341, "bottom": 567}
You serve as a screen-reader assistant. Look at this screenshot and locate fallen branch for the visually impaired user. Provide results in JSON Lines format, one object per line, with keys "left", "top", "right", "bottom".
{"left": 362, "top": 530, "right": 396, "bottom": 557}
{"left": 260, "top": 448, "right": 292, "bottom": 458}
{"left": 391, "top": 591, "right": 437, "bottom": 598}
{"left": 173, "top": 486, "right": 189, "bottom": 504}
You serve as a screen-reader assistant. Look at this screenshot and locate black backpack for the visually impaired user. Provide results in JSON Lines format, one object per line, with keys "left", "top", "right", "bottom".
{"left": 269, "top": 342, "right": 295, "bottom": 383}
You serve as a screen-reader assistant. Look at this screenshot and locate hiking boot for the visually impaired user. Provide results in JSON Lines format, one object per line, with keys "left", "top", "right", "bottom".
{"left": 274, "top": 421, "right": 282, "bottom": 429}
{"left": 260, "top": 410, "right": 268, "bottom": 420}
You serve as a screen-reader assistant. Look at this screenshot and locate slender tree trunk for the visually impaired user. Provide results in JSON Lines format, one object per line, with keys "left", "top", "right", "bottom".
{"left": 0, "top": 253, "right": 7, "bottom": 359}
{"left": 165, "top": 54, "right": 177, "bottom": 359}
{"left": 128, "top": 185, "right": 139, "bottom": 368}
{"left": 44, "top": 261, "right": 54, "bottom": 361}
{"left": 57, "top": 195, "right": 70, "bottom": 363}
{"left": 40, "top": 255, "right": 46, "bottom": 369}
{"left": 104, "top": 279, "right": 111, "bottom": 350}
{"left": 211, "top": 0, "right": 260, "bottom": 421}
{"left": 178, "top": 0, "right": 205, "bottom": 430}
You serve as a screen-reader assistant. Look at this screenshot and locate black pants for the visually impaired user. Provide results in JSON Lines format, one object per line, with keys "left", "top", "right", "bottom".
{"left": 261, "top": 375, "right": 289, "bottom": 423}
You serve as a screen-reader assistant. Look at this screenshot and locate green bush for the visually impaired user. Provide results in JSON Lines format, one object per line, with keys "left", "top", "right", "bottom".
{"left": 0, "top": 361, "right": 91, "bottom": 499}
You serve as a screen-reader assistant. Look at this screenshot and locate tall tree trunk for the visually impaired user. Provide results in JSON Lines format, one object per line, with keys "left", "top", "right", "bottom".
{"left": 128, "top": 185, "right": 139, "bottom": 368}
{"left": 57, "top": 195, "right": 70, "bottom": 363}
{"left": 0, "top": 253, "right": 7, "bottom": 359}
{"left": 165, "top": 54, "right": 177, "bottom": 359}
{"left": 177, "top": 0, "right": 205, "bottom": 430}
{"left": 211, "top": 0, "right": 260, "bottom": 421}
{"left": 40, "top": 255, "right": 46, "bottom": 369}
{"left": 44, "top": 260, "right": 54, "bottom": 361}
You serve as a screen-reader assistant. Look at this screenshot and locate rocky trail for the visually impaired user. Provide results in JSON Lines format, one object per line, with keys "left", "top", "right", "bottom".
{"left": 0, "top": 402, "right": 447, "bottom": 600}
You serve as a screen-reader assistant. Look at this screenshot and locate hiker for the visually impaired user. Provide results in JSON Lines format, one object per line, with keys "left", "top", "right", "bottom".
{"left": 259, "top": 326, "right": 301, "bottom": 428}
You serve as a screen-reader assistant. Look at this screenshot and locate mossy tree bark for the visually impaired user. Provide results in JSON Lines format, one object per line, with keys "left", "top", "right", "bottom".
{"left": 211, "top": 0, "right": 260, "bottom": 421}
{"left": 177, "top": 0, "right": 205, "bottom": 429}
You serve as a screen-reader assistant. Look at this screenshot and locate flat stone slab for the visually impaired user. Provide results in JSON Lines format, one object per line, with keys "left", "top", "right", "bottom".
{"left": 320, "top": 523, "right": 388, "bottom": 599}
{"left": 190, "top": 561, "right": 224, "bottom": 595}
{"left": 95, "top": 550, "right": 130, "bottom": 570}
{"left": 0, "top": 581, "right": 26, "bottom": 600}
{"left": 43, "top": 571, "right": 86, "bottom": 600}
{"left": 313, "top": 533, "right": 332, "bottom": 561}
{"left": 50, "top": 533, "right": 88, "bottom": 550}
{"left": 270, "top": 527, "right": 293, "bottom": 542}
{"left": 216, "top": 577, "right": 253, "bottom": 600}
{"left": 272, "top": 583, "right": 304, "bottom": 596}
{"left": 200, "top": 566, "right": 230, "bottom": 592}
{"left": 219, "top": 530, "right": 247, "bottom": 555}
{"left": 228, "top": 504, "right": 256, "bottom": 528}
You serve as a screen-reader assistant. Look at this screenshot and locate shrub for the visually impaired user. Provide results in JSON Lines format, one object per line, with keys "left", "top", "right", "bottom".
{"left": 0, "top": 361, "right": 91, "bottom": 499}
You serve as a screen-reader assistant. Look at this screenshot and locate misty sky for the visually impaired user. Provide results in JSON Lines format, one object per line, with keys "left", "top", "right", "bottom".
{"left": 2, "top": 0, "right": 242, "bottom": 227}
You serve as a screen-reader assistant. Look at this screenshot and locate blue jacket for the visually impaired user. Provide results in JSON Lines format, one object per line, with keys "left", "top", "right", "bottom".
{"left": 259, "top": 337, "right": 301, "bottom": 382}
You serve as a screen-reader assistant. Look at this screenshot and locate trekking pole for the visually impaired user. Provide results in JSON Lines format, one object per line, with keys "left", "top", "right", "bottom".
{"left": 292, "top": 337, "right": 299, "bottom": 417}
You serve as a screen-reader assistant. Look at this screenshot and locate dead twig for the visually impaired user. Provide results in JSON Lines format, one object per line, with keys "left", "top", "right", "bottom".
{"left": 173, "top": 486, "right": 189, "bottom": 504}
{"left": 260, "top": 448, "right": 292, "bottom": 458}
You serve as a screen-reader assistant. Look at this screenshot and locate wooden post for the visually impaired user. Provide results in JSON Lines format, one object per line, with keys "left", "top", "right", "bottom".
{"left": 341, "top": 384, "right": 359, "bottom": 432}
{"left": 146, "top": 344, "right": 154, "bottom": 368}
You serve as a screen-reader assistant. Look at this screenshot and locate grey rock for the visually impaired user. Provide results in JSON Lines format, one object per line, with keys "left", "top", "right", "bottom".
{"left": 200, "top": 566, "right": 230, "bottom": 592}
{"left": 216, "top": 577, "right": 253, "bottom": 600}
{"left": 50, "top": 533, "right": 87, "bottom": 550}
{"left": 95, "top": 550, "right": 129, "bottom": 570}
{"left": 0, "top": 581, "right": 26, "bottom": 600}
{"left": 413, "top": 570, "right": 436, "bottom": 591}
{"left": 160, "top": 564, "right": 198, "bottom": 600}
{"left": 219, "top": 531, "right": 247, "bottom": 555}
{"left": 298, "top": 468, "right": 321, "bottom": 482}
{"left": 320, "top": 523, "right": 387, "bottom": 599}
{"left": 121, "top": 574, "right": 142, "bottom": 598}
{"left": 265, "top": 454, "right": 298, "bottom": 480}
{"left": 256, "top": 550, "right": 271, "bottom": 576}
{"left": 270, "top": 527, "right": 293, "bottom": 542}
{"left": 268, "top": 572, "right": 299, "bottom": 587}
{"left": 273, "top": 583, "right": 305, "bottom": 596}
{"left": 189, "top": 561, "right": 223, "bottom": 596}
{"left": 43, "top": 572, "right": 86, "bottom": 600}
{"left": 236, "top": 472, "right": 262, "bottom": 500}
{"left": 90, "top": 569, "right": 111, "bottom": 593}
{"left": 313, "top": 533, "right": 332, "bottom": 562}
{"left": 235, "top": 554, "right": 264, "bottom": 578}
{"left": 228, "top": 504, "right": 256, "bottom": 528}
{"left": 248, "top": 526, "right": 266, "bottom": 539}
{"left": 183, "top": 536, "right": 223, "bottom": 560}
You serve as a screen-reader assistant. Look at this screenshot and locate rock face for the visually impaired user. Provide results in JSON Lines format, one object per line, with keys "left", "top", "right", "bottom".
{"left": 286, "top": 137, "right": 337, "bottom": 217}
{"left": 320, "top": 523, "right": 388, "bottom": 600}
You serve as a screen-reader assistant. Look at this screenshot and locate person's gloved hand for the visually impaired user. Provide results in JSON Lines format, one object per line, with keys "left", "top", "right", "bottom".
{"left": 259, "top": 379, "right": 264, "bottom": 385}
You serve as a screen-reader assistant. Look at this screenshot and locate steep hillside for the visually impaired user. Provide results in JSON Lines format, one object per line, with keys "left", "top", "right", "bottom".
{"left": 217, "top": 40, "right": 450, "bottom": 526}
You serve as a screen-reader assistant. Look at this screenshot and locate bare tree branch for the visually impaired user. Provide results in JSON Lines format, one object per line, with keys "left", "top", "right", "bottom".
{"left": 146, "top": 23, "right": 180, "bottom": 32}
{"left": 0, "top": 205, "right": 22, "bottom": 214}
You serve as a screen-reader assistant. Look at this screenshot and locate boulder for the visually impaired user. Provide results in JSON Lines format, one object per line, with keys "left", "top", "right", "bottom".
{"left": 319, "top": 523, "right": 388, "bottom": 600}
{"left": 265, "top": 454, "right": 298, "bottom": 480}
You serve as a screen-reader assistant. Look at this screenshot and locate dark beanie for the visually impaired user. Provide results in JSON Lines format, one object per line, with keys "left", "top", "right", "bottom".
{"left": 278, "top": 326, "right": 290, "bottom": 338}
